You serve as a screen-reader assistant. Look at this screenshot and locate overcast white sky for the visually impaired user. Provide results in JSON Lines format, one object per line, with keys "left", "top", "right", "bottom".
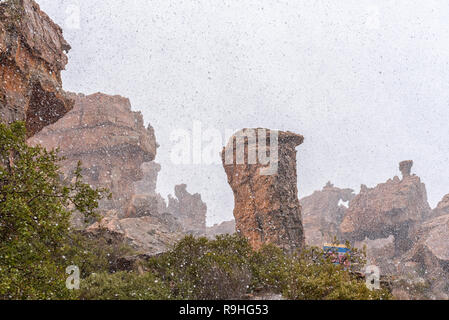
{"left": 37, "top": 0, "right": 449, "bottom": 225}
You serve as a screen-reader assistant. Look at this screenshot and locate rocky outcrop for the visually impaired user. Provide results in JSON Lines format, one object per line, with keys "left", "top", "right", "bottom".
{"left": 86, "top": 210, "right": 183, "bottom": 256}
{"left": 125, "top": 161, "right": 167, "bottom": 218}
{"left": 0, "top": 0, "right": 73, "bottom": 136}
{"left": 167, "top": 184, "right": 207, "bottom": 236}
{"left": 29, "top": 92, "right": 158, "bottom": 216}
{"left": 355, "top": 235, "right": 397, "bottom": 275}
{"left": 206, "top": 220, "right": 236, "bottom": 239}
{"left": 400, "top": 214, "right": 449, "bottom": 299}
{"left": 222, "top": 128, "right": 305, "bottom": 252}
{"left": 340, "top": 161, "right": 431, "bottom": 254}
{"left": 431, "top": 194, "right": 449, "bottom": 218}
{"left": 300, "top": 182, "right": 355, "bottom": 246}
{"left": 134, "top": 162, "right": 161, "bottom": 195}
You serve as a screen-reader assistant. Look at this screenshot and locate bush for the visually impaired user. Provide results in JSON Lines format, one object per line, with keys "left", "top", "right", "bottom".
{"left": 0, "top": 122, "right": 107, "bottom": 299}
{"left": 249, "top": 244, "right": 289, "bottom": 294}
{"left": 147, "top": 235, "right": 253, "bottom": 300}
{"left": 79, "top": 271, "right": 172, "bottom": 300}
{"left": 282, "top": 247, "right": 391, "bottom": 300}
{"left": 143, "top": 236, "right": 392, "bottom": 301}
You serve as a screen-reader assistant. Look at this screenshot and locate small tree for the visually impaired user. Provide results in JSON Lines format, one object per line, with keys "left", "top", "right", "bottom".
{"left": 0, "top": 122, "right": 107, "bottom": 299}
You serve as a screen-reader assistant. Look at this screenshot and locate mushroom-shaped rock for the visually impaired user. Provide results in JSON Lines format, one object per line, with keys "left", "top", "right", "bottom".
{"left": 222, "top": 128, "right": 305, "bottom": 252}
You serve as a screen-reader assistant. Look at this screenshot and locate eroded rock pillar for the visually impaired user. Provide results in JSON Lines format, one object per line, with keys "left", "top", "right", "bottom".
{"left": 222, "top": 128, "right": 305, "bottom": 252}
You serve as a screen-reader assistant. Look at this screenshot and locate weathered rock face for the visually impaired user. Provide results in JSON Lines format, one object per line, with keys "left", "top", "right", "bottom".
{"left": 206, "top": 220, "right": 236, "bottom": 239}
{"left": 86, "top": 210, "right": 183, "bottom": 256}
{"left": 134, "top": 162, "right": 161, "bottom": 195}
{"left": 0, "top": 0, "right": 73, "bottom": 136}
{"left": 355, "top": 235, "right": 397, "bottom": 275}
{"left": 222, "top": 129, "right": 305, "bottom": 252}
{"left": 300, "top": 182, "right": 355, "bottom": 246}
{"left": 340, "top": 161, "right": 431, "bottom": 254}
{"left": 401, "top": 214, "right": 449, "bottom": 299}
{"left": 125, "top": 194, "right": 167, "bottom": 219}
{"left": 399, "top": 160, "right": 413, "bottom": 178}
{"left": 431, "top": 194, "right": 449, "bottom": 218}
{"left": 29, "top": 92, "right": 158, "bottom": 215}
{"left": 125, "top": 161, "right": 167, "bottom": 219}
{"left": 167, "top": 184, "right": 207, "bottom": 236}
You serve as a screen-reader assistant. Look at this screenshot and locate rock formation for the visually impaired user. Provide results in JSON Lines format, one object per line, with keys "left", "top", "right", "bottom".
{"left": 0, "top": 0, "right": 73, "bottom": 136}
{"left": 134, "top": 162, "right": 161, "bottom": 195}
{"left": 400, "top": 214, "right": 449, "bottom": 299}
{"left": 222, "top": 128, "right": 305, "bottom": 252}
{"left": 300, "top": 182, "right": 355, "bottom": 246}
{"left": 167, "top": 184, "right": 207, "bottom": 236}
{"left": 430, "top": 194, "right": 449, "bottom": 218}
{"left": 355, "top": 235, "right": 396, "bottom": 274}
{"left": 86, "top": 210, "right": 183, "bottom": 256}
{"left": 340, "top": 161, "right": 431, "bottom": 254}
{"left": 399, "top": 160, "right": 413, "bottom": 178}
{"left": 125, "top": 161, "right": 167, "bottom": 219}
{"left": 206, "top": 220, "right": 236, "bottom": 239}
{"left": 29, "top": 92, "right": 158, "bottom": 216}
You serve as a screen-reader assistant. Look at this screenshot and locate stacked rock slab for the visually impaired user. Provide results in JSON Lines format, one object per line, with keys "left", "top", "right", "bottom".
{"left": 222, "top": 128, "right": 305, "bottom": 252}
{"left": 29, "top": 92, "right": 158, "bottom": 216}
{"left": 0, "top": 0, "right": 73, "bottom": 136}
{"left": 300, "top": 182, "right": 355, "bottom": 246}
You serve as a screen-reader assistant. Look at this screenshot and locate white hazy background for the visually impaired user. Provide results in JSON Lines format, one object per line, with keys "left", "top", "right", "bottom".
{"left": 37, "top": 0, "right": 449, "bottom": 226}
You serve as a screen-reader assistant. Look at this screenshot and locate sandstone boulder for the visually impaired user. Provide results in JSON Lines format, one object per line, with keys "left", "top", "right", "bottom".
{"left": 0, "top": 0, "right": 73, "bottom": 136}
{"left": 125, "top": 194, "right": 167, "bottom": 219}
{"left": 86, "top": 211, "right": 183, "bottom": 256}
{"left": 222, "top": 128, "right": 305, "bottom": 252}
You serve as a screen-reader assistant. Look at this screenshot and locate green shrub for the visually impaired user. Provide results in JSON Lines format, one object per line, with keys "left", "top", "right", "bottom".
{"left": 282, "top": 246, "right": 391, "bottom": 300}
{"left": 249, "top": 244, "right": 289, "bottom": 293}
{"left": 147, "top": 235, "right": 253, "bottom": 300}
{"left": 79, "top": 271, "right": 172, "bottom": 300}
{"left": 0, "top": 122, "right": 107, "bottom": 299}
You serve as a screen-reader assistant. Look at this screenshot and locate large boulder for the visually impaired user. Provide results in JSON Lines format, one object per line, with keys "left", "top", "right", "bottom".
{"left": 0, "top": 0, "right": 73, "bottom": 136}
{"left": 222, "top": 128, "right": 305, "bottom": 252}
{"left": 86, "top": 210, "right": 183, "bottom": 256}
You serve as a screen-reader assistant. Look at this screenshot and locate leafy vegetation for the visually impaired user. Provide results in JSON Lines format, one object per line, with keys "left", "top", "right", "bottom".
{"left": 0, "top": 122, "right": 108, "bottom": 299}
{"left": 143, "top": 235, "right": 391, "bottom": 300}
{"left": 79, "top": 271, "right": 172, "bottom": 300}
{"left": 0, "top": 122, "right": 391, "bottom": 300}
